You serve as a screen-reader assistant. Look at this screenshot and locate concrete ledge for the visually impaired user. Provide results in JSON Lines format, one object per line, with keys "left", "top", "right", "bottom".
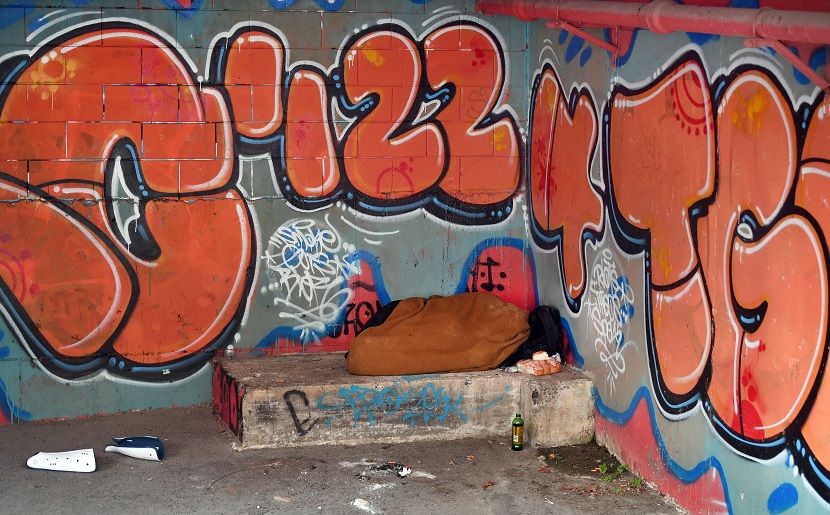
{"left": 213, "top": 353, "right": 594, "bottom": 450}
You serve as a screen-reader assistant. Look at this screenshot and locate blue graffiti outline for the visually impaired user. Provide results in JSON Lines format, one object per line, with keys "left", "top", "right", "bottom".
{"left": 0, "top": 58, "right": 27, "bottom": 102}
{"left": 0, "top": 342, "right": 30, "bottom": 423}
{"left": 158, "top": 0, "right": 204, "bottom": 19}
{"left": 807, "top": 454, "right": 830, "bottom": 490}
{"left": 255, "top": 249, "right": 391, "bottom": 349}
{"left": 453, "top": 237, "right": 539, "bottom": 307}
{"left": 596, "top": 385, "right": 733, "bottom": 514}
{"left": 0, "top": 2, "right": 33, "bottom": 30}
{"left": 610, "top": 276, "right": 634, "bottom": 325}
{"left": 0, "top": 283, "right": 106, "bottom": 376}
{"left": 0, "top": 376, "right": 30, "bottom": 423}
{"left": 608, "top": 275, "right": 635, "bottom": 349}
{"left": 604, "top": 28, "right": 640, "bottom": 68}
{"left": 787, "top": 46, "right": 827, "bottom": 87}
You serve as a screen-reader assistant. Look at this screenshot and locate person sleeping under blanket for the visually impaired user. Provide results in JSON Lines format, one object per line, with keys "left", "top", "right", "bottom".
{"left": 346, "top": 292, "right": 532, "bottom": 376}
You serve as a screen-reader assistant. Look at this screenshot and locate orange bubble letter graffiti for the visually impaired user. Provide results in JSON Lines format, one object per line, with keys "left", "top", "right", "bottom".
{"left": 529, "top": 63, "right": 602, "bottom": 308}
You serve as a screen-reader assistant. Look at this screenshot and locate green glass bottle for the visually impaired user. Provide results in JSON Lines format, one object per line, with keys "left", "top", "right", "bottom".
{"left": 511, "top": 413, "right": 524, "bottom": 451}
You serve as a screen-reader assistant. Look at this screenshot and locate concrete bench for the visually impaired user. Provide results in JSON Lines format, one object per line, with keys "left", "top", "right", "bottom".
{"left": 213, "top": 353, "right": 594, "bottom": 450}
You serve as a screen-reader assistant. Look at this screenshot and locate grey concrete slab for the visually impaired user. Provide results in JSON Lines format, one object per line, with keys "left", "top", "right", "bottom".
{"left": 0, "top": 403, "right": 683, "bottom": 514}
{"left": 215, "top": 353, "right": 594, "bottom": 449}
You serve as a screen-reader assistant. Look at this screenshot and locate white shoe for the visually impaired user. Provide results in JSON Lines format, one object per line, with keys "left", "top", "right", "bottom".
{"left": 27, "top": 449, "right": 96, "bottom": 472}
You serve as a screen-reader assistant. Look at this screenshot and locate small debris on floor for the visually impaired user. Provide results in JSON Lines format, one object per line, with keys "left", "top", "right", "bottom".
{"left": 356, "top": 462, "right": 411, "bottom": 481}
{"left": 365, "top": 483, "right": 394, "bottom": 491}
{"left": 482, "top": 481, "right": 494, "bottom": 490}
{"left": 353, "top": 498, "right": 377, "bottom": 513}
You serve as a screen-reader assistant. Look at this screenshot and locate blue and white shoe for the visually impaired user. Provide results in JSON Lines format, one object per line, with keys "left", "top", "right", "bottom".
{"left": 104, "top": 436, "right": 165, "bottom": 461}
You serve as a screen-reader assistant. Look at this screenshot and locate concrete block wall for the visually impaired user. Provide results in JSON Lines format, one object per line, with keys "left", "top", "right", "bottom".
{"left": 521, "top": 1, "right": 830, "bottom": 513}
{"left": 2, "top": 1, "right": 830, "bottom": 513}
{"left": 0, "top": 0, "right": 533, "bottom": 423}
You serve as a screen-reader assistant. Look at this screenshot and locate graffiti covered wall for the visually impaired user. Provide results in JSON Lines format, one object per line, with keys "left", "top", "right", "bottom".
{"left": 0, "top": 0, "right": 534, "bottom": 420}
{"left": 2, "top": 0, "right": 830, "bottom": 513}
{"left": 523, "top": 2, "right": 830, "bottom": 513}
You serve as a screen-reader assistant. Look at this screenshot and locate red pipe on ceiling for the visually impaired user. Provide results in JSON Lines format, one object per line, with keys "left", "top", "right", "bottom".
{"left": 476, "top": 0, "right": 830, "bottom": 45}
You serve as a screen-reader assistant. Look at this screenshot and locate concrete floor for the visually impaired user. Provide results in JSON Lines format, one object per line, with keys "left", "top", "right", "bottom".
{"left": 0, "top": 404, "right": 684, "bottom": 514}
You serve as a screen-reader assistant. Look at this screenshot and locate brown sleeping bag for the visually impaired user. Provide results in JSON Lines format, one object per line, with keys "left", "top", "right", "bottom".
{"left": 347, "top": 292, "right": 530, "bottom": 375}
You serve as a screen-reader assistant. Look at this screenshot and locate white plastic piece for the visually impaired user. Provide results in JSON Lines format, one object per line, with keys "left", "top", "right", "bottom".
{"left": 104, "top": 445, "right": 160, "bottom": 461}
{"left": 352, "top": 499, "right": 373, "bottom": 513}
{"left": 27, "top": 449, "right": 96, "bottom": 472}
